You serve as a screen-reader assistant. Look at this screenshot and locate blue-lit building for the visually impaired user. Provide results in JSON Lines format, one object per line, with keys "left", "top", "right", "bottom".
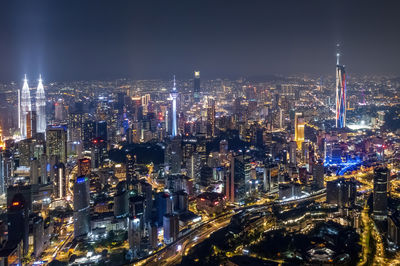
{"left": 155, "top": 192, "right": 172, "bottom": 227}
{"left": 73, "top": 176, "right": 90, "bottom": 238}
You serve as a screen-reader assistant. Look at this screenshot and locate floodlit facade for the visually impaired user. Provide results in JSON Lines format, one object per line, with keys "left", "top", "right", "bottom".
{"left": 294, "top": 112, "right": 304, "bottom": 149}
{"left": 20, "top": 75, "right": 31, "bottom": 139}
{"left": 36, "top": 75, "right": 46, "bottom": 133}
{"left": 171, "top": 76, "right": 178, "bottom": 137}
{"left": 335, "top": 50, "right": 347, "bottom": 128}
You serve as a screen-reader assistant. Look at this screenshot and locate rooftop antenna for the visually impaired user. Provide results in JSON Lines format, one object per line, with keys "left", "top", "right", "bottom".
{"left": 336, "top": 44, "right": 340, "bottom": 65}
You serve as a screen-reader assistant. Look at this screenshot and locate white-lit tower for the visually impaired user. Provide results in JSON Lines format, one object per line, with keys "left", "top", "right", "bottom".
{"left": 36, "top": 75, "right": 46, "bottom": 133}
{"left": 20, "top": 75, "right": 31, "bottom": 139}
{"left": 17, "top": 89, "right": 21, "bottom": 131}
{"left": 170, "top": 76, "right": 178, "bottom": 137}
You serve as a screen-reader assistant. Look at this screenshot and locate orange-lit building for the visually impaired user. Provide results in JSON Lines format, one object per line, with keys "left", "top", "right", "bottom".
{"left": 294, "top": 112, "right": 305, "bottom": 149}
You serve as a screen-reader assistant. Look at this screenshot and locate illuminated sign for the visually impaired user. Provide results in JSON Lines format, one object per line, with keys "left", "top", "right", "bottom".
{"left": 76, "top": 176, "right": 88, "bottom": 184}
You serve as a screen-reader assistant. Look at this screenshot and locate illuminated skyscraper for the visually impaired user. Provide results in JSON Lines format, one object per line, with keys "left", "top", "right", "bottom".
{"left": 294, "top": 112, "right": 304, "bottom": 149}
{"left": 166, "top": 138, "right": 182, "bottom": 174}
{"left": 54, "top": 163, "right": 66, "bottom": 199}
{"left": 73, "top": 176, "right": 90, "bottom": 238}
{"left": 193, "top": 71, "right": 200, "bottom": 102}
{"left": 36, "top": 75, "right": 46, "bottom": 133}
{"left": 55, "top": 99, "right": 65, "bottom": 122}
{"left": 77, "top": 158, "right": 91, "bottom": 176}
{"left": 26, "top": 111, "right": 33, "bottom": 139}
{"left": 46, "top": 125, "right": 67, "bottom": 164}
{"left": 114, "top": 181, "right": 128, "bottom": 218}
{"left": 17, "top": 89, "right": 21, "bottom": 131}
{"left": 226, "top": 154, "right": 235, "bottom": 202}
{"left": 373, "top": 167, "right": 388, "bottom": 220}
{"left": 128, "top": 216, "right": 141, "bottom": 256}
{"left": 126, "top": 153, "right": 136, "bottom": 187}
{"left": 206, "top": 97, "right": 215, "bottom": 138}
{"left": 170, "top": 76, "right": 178, "bottom": 137}
{"left": 289, "top": 141, "right": 297, "bottom": 165}
{"left": 163, "top": 213, "right": 179, "bottom": 244}
{"left": 29, "top": 111, "right": 37, "bottom": 137}
{"left": 0, "top": 151, "right": 6, "bottom": 195}
{"left": 20, "top": 75, "right": 31, "bottom": 139}
{"left": 335, "top": 46, "right": 347, "bottom": 128}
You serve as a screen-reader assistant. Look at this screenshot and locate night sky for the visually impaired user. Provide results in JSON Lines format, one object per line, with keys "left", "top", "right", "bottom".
{"left": 0, "top": 0, "right": 399, "bottom": 81}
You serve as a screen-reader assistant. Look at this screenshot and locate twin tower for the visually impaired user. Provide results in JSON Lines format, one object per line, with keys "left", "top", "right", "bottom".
{"left": 19, "top": 75, "right": 46, "bottom": 139}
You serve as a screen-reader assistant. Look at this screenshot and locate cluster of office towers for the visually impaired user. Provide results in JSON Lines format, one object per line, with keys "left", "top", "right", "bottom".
{"left": 18, "top": 75, "right": 47, "bottom": 139}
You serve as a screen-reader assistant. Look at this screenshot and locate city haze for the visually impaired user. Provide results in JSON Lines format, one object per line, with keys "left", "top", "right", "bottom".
{"left": 0, "top": 0, "right": 400, "bottom": 81}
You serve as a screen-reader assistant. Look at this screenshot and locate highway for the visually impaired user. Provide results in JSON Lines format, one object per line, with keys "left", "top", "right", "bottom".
{"left": 38, "top": 221, "right": 74, "bottom": 263}
{"left": 37, "top": 168, "right": 350, "bottom": 265}
{"left": 134, "top": 211, "right": 234, "bottom": 266}
{"left": 36, "top": 163, "right": 77, "bottom": 264}
{"left": 134, "top": 189, "right": 326, "bottom": 266}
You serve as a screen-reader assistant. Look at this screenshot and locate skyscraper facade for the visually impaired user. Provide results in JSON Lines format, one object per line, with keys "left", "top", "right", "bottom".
{"left": 166, "top": 138, "right": 182, "bottom": 174}
{"left": 29, "top": 111, "right": 37, "bottom": 137}
{"left": 73, "top": 176, "right": 90, "bottom": 238}
{"left": 289, "top": 141, "right": 297, "bottom": 165}
{"left": 78, "top": 158, "right": 91, "bottom": 176}
{"left": 54, "top": 163, "right": 66, "bottom": 199}
{"left": 335, "top": 50, "right": 347, "bottom": 128}
{"left": 373, "top": 167, "right": 389, "bottom": 220}
{"left": 46, "top": 125, "right": 68, "bottom": 164}
{"left": 0, "top": 152, "right": 6, "bottom": 196}
{"left": 36, "top": 75, "right": 46, "bottom": 133}
{"left": 206, "top": 98, "right": 215, "bottom": 138}
{"left": 294, "top": 112, "right": 304, "bottom": 149}
{"left": 128, "top": 216, "right": 141, "bottom": 256}
{"left": 193, "top": 71, "right": 200, "bottom": 102}
{"left": 20, "top": 75, "right": 31, "bottom": 139}
{"left": 170, "top": 76, "right": 178, "bottom": 137}
{"left": 26, "top": 111, "right": 33, "bottom": 139}
{"left": 163, "top": 213, "right": 179, "bottom": 244}
{"left": 126, "top": 153, "right": 135, "bottom": 188}
{"left": 55, "top": 99, "right": 66, "bottom": 122}
{"left": 326, "top": 177, "right": 356, "bottom": 207}
{"left": 313, "top": 162, "right": 325, "bottom": 189}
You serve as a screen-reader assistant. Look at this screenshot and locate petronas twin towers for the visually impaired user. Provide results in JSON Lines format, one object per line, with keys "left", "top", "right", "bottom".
{"left": 19, "top": 75, "right": 46, "bottom": 138}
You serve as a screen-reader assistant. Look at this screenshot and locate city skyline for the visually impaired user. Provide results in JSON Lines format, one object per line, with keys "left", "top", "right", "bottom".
{"left": 1, "top": 1, "right": 400, "bottom": 265}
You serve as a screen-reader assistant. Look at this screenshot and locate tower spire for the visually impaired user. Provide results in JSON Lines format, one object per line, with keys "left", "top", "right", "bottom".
{"left": 336, "top": 44, "right": 340, "bottom": 65}
{"left": 170, "top": 75, "right": 178, "bottom": 137}
{"left": 36, "top": 74, "right": 46, "bottom": 133}
{"left": 335, "top": 44, "right": 346, "bottom": 128}
{"left": 20, "top": 75, "right": 32, "bottom": 138}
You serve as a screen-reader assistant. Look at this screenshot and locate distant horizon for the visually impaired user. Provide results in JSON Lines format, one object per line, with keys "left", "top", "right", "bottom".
{"left": 1, "top": 71, "right": 399, "bottom": 85}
